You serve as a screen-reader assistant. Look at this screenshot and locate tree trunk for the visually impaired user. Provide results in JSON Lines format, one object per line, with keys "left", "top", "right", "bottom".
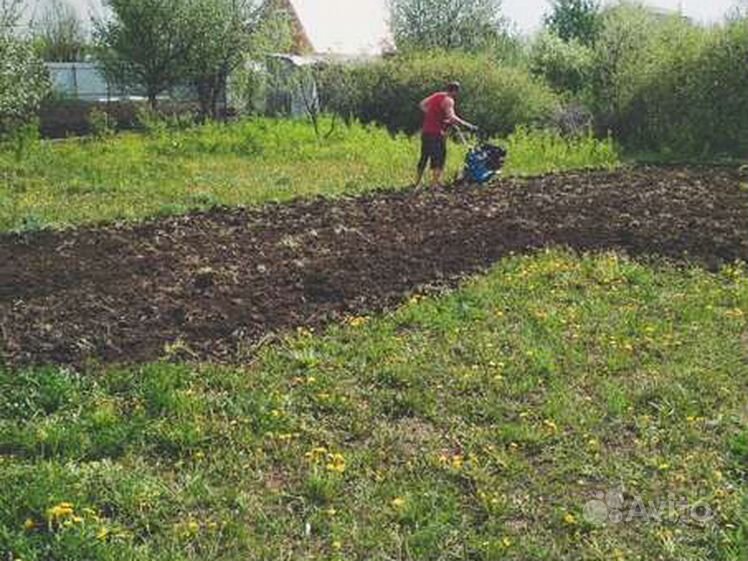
{"left": 148, "top": 91, "right": 158, "bottom": 111}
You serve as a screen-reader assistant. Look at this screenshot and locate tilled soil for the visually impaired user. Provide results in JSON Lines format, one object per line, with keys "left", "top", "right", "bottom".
{"left": 2, "top": 166, "right": 747, "bottom": 368}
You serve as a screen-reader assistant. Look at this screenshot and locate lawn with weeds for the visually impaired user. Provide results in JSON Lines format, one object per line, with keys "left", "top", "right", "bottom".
{"left": 0, "top": 118, "right": 619, "bottom": 232}
{"left": 1, "top": 251, "right": 746, "bottom": 560}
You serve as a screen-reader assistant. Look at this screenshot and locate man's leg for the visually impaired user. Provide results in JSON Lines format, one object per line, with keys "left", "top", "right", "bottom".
{"left": 430, "top": 136, "right": 447, "bottom": 187}
{"left": 415, "top": 159, "right": 428, "bottom": 187}
{"left": 431, "top": 167, "right": 444, "bottom": 187}
{"left": 415, "top": 135, "right": 430, "bottom": 187}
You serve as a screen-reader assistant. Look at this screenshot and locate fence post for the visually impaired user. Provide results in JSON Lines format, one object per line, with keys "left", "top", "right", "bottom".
{"left": 72, "top": 64, "right": 79, "bottom": 99}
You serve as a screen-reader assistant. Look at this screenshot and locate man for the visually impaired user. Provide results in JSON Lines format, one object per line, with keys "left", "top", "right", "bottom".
{"left": 415, "top": 81, "right": 477, "bottom": 188}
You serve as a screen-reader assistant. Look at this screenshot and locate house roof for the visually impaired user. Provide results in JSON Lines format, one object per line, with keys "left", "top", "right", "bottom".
{"left": 263, "top": 0, "right": 314, "bottom": 54}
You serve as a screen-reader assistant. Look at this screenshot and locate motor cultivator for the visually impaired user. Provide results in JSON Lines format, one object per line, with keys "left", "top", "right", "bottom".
{"left": 458, "top": 129, "right": 507, "bottom": 185}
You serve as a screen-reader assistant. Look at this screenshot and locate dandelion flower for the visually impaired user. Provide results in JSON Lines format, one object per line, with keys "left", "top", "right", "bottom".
{"left": 348, "top": 316, "right": 368, "bottom": 328}
{"left": 305, "top": 446, "right": 327, "bottom": 461}
{"left": 391, "top": 497, "right": 406, "bottom": 509}
{"left": 326, "top": 453, "right": 346, "bottom": 474}
{"left": 46, "top": 502, "right": 75, "bottom": 523}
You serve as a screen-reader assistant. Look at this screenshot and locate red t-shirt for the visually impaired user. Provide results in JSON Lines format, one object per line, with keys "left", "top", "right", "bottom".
{"left": 422, "top": 92, "right": 451, "bottom": 137}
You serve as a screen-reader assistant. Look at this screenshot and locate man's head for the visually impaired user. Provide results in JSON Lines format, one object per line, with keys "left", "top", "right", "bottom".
{"left": 446, "top": 81, "right": 461, "bottom": 99}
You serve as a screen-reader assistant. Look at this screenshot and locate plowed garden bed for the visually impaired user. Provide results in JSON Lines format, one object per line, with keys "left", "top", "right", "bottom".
{"left": 2, "top": 166, "right": 747, "bottom": 368}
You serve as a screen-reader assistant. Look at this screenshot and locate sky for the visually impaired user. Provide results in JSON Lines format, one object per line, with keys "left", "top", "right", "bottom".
{"left": 17, "top": 0, "right": 742, "bottom": 54}
{"left": 293, "top": 0, "right": 739, "bottom": 54}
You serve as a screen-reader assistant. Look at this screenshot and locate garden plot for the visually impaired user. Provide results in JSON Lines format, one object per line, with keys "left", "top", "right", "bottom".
{"left": 1, "top": 166, "right": 747, "bottom": 368}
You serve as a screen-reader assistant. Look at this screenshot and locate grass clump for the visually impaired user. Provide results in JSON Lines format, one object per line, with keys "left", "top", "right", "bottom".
{"left": 0, "top": 250, "right": 745, "bottom": 560}
{"left": 504, "top": 126, "right": 619, "bottom": 176}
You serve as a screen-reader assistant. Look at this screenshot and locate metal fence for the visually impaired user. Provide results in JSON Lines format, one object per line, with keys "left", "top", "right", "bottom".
{"left": 45, "top": 62, "right": 131, "bottom": 102}
{"left": 45, "top": 63, "right": 197, "bottom": 103}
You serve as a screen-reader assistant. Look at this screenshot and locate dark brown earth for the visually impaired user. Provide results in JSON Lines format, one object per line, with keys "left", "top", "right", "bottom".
{"left": 2, "top": 166, "right": 747, "bottom": 369}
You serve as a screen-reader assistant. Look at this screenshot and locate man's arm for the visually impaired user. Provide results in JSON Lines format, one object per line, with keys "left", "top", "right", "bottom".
{"left": 443, "top": 97, "right": 477, "bottom": 130}
{"left": 419, "top": 95, "right": 431, "bottom": 113}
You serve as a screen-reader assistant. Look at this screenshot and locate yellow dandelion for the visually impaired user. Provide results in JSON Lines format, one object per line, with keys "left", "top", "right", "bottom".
{"left": 326, "top": 453, "right": 347, "bottom": 474}
{"left": 348, "top": 316, "right": 368, "bottom": 328}
{"left": 332, "top": 540, "right": 343, "bottom": 550}
{"left": 23, "top": 518, "right": 36, "bottom": 531}
{"left": 46, "top": 502, "right": 75, "bottom": 522}
{"left": 563, "top": 513, "right": 578, "bottom": 526}
{"left": 391, "top": 497, "right": 406, "bottom": 509}
{"left": 305, "top": 446, "right": 327, "bottom": 461}
{"left": 97, "top": 527, "right": 110, "bottom": 541}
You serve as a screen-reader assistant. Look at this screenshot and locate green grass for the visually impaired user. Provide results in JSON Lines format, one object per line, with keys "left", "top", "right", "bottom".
{"left": 0, "top": 118, "right": 620, "bottom": 232}
{"left": 504, "top": 127, "right": 619, "bottom": 177}
{"left": 1, "top": 250, "right": 746, "bottom": 560}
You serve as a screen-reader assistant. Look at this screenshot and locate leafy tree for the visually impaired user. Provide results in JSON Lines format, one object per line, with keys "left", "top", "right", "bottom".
{"left": 34, "top": 0, "right": 87, "bottom": 62}
{"left": 729, "top": 0, "right": 748, "bottom": 20}
{"left": 228, "top": 5, "right": 294, "bottom": 115}
{"left": 0, "top": 0, "right": 23, "bottom": 32}
{"left": 530, "top": 31, "right": 593, "bottom": 94}
{"left": 389, "top": 0, "right": 507, "bottom": 52}
{"left": 544, "top": 0, "right": 601, "bottom": 45}
{"left": 95, "top": 0, "right": 202, "bottom": 109}
{"left": 0, "top": 2, "right": 50, "bottom": 136}
{"left": 96, "top": 0, "right": 292, "bottom": 117}
{"left": 0, "top": 35, "right": 50, "bottom": 135}
{"left": 187, "top": 0, "right": 258, "bottom": 119}
{"left": 585, "top": 4, "right": 655, "bottom": 123}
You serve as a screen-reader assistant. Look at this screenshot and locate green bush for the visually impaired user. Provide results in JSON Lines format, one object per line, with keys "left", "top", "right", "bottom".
{"left": 323, "top": 52, "right": 560, "bottom": 137}
{"left": 87, "top": 108, "right": 115, "bottom": 140}
{"left": 587, "top": 5, "right": 748, "bottom": 158}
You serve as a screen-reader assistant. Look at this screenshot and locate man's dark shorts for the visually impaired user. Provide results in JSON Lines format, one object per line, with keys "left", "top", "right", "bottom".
{"left": 420, "top": 133, "right": 447, "bottom": 170}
